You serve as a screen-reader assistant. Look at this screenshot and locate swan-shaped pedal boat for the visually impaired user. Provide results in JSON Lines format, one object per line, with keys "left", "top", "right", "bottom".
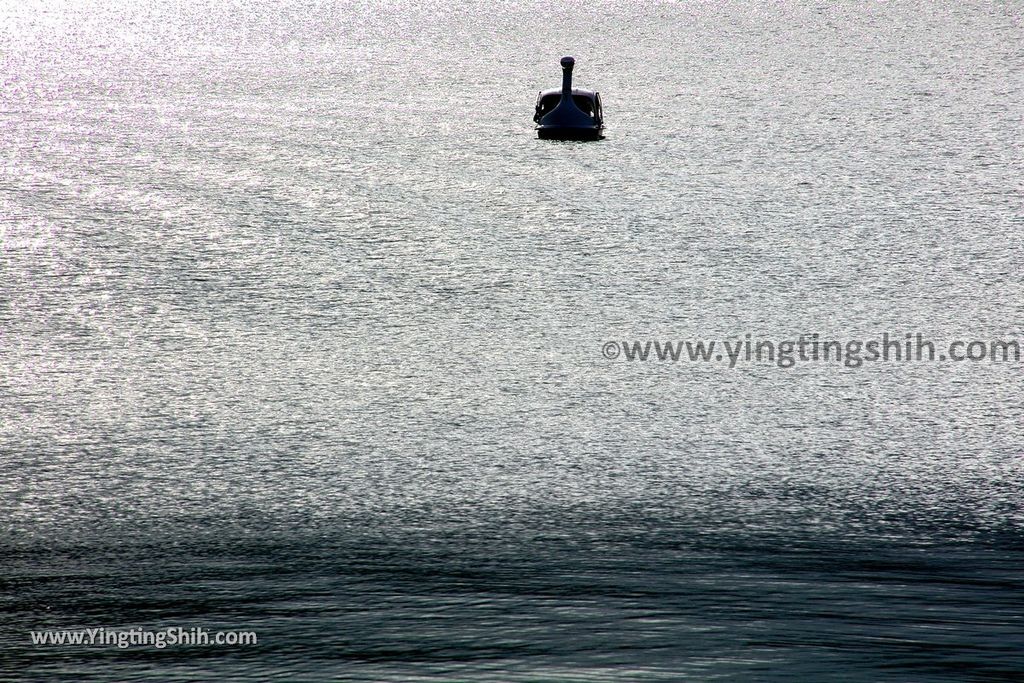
{"left": 533, "top": 56, "right": 604, "bottom": 140}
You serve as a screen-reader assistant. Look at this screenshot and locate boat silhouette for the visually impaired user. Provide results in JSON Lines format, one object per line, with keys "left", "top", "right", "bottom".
{"left": 533, "top": 56, "right": 604, "bottom": 140}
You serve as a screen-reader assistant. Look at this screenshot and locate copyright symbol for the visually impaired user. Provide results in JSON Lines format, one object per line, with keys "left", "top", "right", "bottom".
{"left": 601, "top": 341, "right": 621, "bottom": 360}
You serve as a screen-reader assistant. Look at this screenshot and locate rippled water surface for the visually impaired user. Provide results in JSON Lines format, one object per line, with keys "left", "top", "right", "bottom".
{"left": 2, "top": 1, "right": 1022, "bottom": 680}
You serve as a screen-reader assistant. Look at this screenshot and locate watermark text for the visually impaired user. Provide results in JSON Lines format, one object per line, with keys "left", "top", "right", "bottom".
{"left": 29, "top": 626, "right": 258, "bottom": 649}
{"left": 600, "top": 333, "right": 1020, "bottom": 368}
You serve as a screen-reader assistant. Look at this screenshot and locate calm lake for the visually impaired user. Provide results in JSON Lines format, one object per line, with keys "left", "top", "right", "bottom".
{"left": 1, "top": 1, "right": 1022, "bottom": 680}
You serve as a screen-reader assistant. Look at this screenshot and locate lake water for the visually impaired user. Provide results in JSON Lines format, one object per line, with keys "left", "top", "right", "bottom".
{"left": 1, "top": 1, "right": 1022, "bottom": 680}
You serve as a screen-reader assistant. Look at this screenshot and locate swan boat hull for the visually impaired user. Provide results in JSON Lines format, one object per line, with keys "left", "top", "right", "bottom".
{"left": 536, "top": 125, "right": 603, "bottom": 141}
